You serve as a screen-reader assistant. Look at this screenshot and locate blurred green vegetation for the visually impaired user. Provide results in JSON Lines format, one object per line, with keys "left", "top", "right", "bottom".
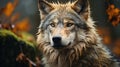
{"left": 0, "top": 30, "right": 37, "bottom": 67}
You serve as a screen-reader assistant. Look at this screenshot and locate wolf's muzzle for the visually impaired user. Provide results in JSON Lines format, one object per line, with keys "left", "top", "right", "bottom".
{"left": 52, "top": 37, "right": 64, "bottom": 48}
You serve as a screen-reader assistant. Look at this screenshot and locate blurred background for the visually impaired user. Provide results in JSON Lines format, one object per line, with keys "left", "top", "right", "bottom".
{"left": 0, "top": 0, "right": 40, "bottom": 34}
{"left": 0, "top": 0, "right": 120, "bottom": 66}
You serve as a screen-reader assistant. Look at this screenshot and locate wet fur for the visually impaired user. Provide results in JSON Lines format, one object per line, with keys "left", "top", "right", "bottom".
{"left": 37, "top": 0, "right": 119, "bottom": 67}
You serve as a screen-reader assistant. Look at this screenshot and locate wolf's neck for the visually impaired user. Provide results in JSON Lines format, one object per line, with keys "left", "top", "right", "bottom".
{"left": 42, "top": 48, "right": 86, "bottom": 67}
{"left": 42, "top": 45, "right": 112, "bottom": 67}
{"left": 43, "top": 53, "right": 80, "bottom": 67}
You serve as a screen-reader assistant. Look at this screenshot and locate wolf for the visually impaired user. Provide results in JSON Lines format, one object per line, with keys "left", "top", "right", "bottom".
{"left": 36, "top": 0, "right": 119, "bottom": 67}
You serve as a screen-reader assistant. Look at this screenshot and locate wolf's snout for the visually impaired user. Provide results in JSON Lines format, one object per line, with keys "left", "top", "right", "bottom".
{"left": 52, "top": 37, "right": 61, "bottom": 43}
{"left": 52, "top": 37, "right": 63, "bottom": 48}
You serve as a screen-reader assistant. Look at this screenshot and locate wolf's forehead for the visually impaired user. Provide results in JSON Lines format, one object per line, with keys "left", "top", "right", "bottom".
{"left": 53, "top": 8, "right": 73, "bottom": 16}
{"left": 51, "top": 17, "right": 74, "bottom": 23}
{"left": 49, "top": 10, "right": 79, "bottom": 21}
{"left": 51, "top": 2, "right": 75, "bottom": 9}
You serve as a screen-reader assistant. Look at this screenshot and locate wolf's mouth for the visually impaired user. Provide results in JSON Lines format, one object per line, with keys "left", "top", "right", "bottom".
{"left": 68, "top": 42, "right": 71, "bottom": 46}
{"left": 52, "top": 42, "right": 71, "bottom": 49}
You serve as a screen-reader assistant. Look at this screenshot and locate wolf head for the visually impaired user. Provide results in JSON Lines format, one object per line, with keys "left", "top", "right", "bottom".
{"left": 37, "top": 0, "right": 97, "bottom": 49}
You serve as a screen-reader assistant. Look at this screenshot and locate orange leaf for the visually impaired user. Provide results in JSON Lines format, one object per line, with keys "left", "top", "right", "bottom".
{"left": 3, "top": 0, "right": 18, "bottom": 17}
{"left": 14, "top": 18, "right": 31, "bottom": 32}
{"left": 107, "top": 4, "right": 120, "bottom": 26}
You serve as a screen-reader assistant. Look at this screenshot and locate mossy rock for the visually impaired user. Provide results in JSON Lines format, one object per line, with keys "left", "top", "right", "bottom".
{"left": 0, "top": 30, "right": 37, "bottom": 67}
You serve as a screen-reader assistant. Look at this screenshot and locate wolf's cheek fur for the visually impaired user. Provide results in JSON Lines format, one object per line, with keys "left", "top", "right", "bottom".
{"left": 64, "top": 31, "right": 76, "bottom": 46}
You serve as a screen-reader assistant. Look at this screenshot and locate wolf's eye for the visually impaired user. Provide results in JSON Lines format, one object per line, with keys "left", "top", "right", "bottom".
{"left": 50, "top": 23, "right": 55, "bottom": 27}
{"left": 66, "top": 23, "right": 74, "bottom": 27}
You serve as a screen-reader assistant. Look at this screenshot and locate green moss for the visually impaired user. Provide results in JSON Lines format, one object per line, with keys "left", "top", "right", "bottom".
{"left": 0, "top": 30, "right": 20, "bottom": 40}
{"left": 0, "top": 29, "right": 35, "bottom": 47}
{"left": 0, "top": 29, "right": 37, "bottom": 67}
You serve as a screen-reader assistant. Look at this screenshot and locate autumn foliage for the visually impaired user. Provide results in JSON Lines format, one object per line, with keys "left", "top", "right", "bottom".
{"left": 0, "top": 0, "right": 31, "bottom": 37}
{"left": 2, "top": 0, "right": 18, "bottom": 17}
{"left": 107, "top": 4, "right": 120, "bottom": 26}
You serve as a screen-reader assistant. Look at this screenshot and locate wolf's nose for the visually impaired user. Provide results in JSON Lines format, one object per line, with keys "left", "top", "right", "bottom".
{"left": 52, "top": 37, "right": 63, "bottom": 48}
{"left": 52, "top": 37, "right": 61, "bottom": 43}
{"left": 52, "top": 37, "right": 64, "bottom": 48}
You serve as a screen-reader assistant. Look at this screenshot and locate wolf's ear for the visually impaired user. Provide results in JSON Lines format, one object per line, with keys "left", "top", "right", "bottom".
{"left": 38, "top": 0, "right": 53, "bottom": 20}
{"left": 72, "top": 0, "right": 89, "bottom": 20}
